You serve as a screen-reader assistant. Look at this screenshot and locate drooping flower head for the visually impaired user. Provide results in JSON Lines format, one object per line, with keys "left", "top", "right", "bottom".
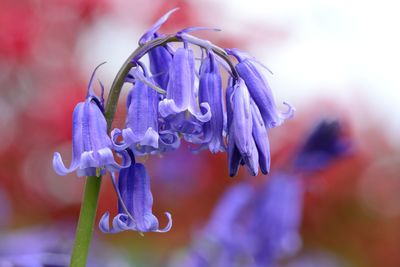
{"left": 53, "top": 64, "right": 130, "bottom": 177}
{"left": 109, "top": 8, "right": 292, "bottom": 177}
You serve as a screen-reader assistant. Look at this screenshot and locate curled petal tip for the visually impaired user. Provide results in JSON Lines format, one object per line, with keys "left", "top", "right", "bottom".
{"left": 157, "top": 212, "right": 173, "bottom": 233}
{"left": 110, "top": 128, "right": 130, "bottom": 151}
{"left": 99, "top": 212, "right": 111, "bottom": 233}
{"left": 282, "top": 101, "right": 295, "bottom": 119}
{"left": 52, "top": 152, "right": 78, "bottom": 176}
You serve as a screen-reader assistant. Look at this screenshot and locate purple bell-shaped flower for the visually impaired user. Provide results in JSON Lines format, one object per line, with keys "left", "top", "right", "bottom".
{"left": 53, "top": 65, "right": 130, "bottom": 177}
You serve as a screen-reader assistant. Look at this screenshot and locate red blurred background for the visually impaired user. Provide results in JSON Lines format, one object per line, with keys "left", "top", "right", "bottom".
{"left": 1, "top": 1, "right": 399, "bottom": 266}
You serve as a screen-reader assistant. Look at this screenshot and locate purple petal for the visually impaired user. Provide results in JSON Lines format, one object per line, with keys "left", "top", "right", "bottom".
{"left": 241, "top": 138, "right": 259, "bottom": 176}
{"left": 139, "top": 8, "right": 179, "bottom": 45}
{"left": 99, "top": 212, "right": 112, "bottom": 233}
{"left": 52, "top": 152, "right": 79, "bottom": 176}
{"left": 189, "top": 102, "right": 212, "bottom": 123}
{"left": 227, "top": 134, "right": 242, "bottom": 177}
{"left": 231, "top": 79, "right": 253, "bottom": 156}
{"left": 148, "top": 45, "right": 173, "bottom": 90}
{"left": 251, "top": 100, "right": 271, "bottom": 174}
{"left": 161, "top": 47, "right": 195, "bottom": 112}
{"left": 110, "top": 128, "right": 130, "bottom": 151}
{"left": 158, "top": 130, "right": 181, "bottom": 152}
{"left": 126, "top": 77, "right": 160, "bottom": 143}
{"left": 159, "top": 99, "right": 185, "bottom": 117}
{"left": 155, "top": 212, "right": 173, "bottom": 233}
{"left": 198, "top": 51, "right": 225, "bottom": 153}
{"left": 230, "top": 49, "right": 294, "bottom": 128}
{"left": 130, "top": 163, "right": 155, "bottom": 230}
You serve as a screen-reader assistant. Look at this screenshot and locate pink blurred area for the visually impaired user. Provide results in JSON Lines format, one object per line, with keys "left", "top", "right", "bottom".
{"left": 1, "top": 0, "right": 400, "bottom": 266}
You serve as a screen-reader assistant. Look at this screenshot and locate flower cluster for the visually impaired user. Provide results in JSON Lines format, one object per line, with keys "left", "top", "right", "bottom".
{"left": 52, "top": 8, "right": 293, "bottom": 234}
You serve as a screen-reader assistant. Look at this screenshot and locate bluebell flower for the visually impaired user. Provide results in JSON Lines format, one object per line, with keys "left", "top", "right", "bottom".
{"left": 294, "top": 120, "right": 350, "bottom": 171}
{"left": 228, "top": 48, "right": 294, "bottom": 128}
{"left": 197, "top": 50, "right": 225, "bottom": 153}
{"left": 158, "top": 46, "right": 212, "bottom": 133}
{"left": 99, "top": 155, "right": 172, "bottom": 233}
{"left": 226, "top": 78, "right": 259, "bottom": 176}
{"left": 112, "top": 66, "right": 181, "bottom": 155}
{"left": 250, "top": 99, "right": 271, "bottom": 174}
{"left": 53, "top": 65, "right": 131, "bottom": 177}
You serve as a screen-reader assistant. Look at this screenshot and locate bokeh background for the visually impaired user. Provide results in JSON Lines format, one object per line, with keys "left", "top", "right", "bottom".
{"left": 1, "top": 0, "right": 400, "bottom": 266}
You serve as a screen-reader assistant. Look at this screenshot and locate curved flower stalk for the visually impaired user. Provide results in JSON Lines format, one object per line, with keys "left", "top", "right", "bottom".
{"left": 53, "top": 65, "right": 130, "bottom": 177}
{"left": 99, "top": 156, "right": 172, "bottom": 234}
{"left": 228, "top": 48, "right": 294, "bottom": 128}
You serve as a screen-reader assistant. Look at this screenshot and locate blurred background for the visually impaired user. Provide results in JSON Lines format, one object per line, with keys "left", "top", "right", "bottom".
{"left": 1, "top": 0, "right": 400, "bottom": 266}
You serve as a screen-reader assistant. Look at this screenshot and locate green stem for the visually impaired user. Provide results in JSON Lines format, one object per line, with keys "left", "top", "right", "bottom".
{"left": 69, "top": 51, "right": 136, "bottom": 267}
{"left": 69, "top": 175, "right": 102, "bottom": 267}
{"left": 69, "top": 34, "right": 237, "bottom": 266}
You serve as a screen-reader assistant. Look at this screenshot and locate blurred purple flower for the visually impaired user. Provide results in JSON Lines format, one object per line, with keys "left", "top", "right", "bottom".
{"left": 53, "top": 64, "right": 130, "bottom": 177}
{"left": 174, "top": 173, "right": 303, "bottom": 267}
{"left": 249, "top": 173, "right": 303, "bottom": 265}
{"left": 294, "top": 120, "right": 350, "bottom": 171}
{"left": 0, "top": 224, "right": 129, "bottom": 267}
{"left": 100, "top": 154, "right": 172, "bottom": 234}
